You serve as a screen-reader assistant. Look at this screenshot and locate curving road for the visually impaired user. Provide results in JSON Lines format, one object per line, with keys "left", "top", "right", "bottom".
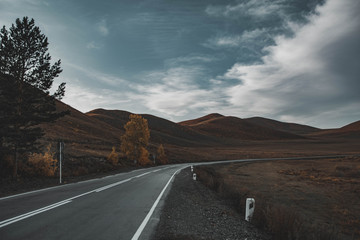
{"left": 0, "top": 164, "right": 188, "bottom": 240}
{"left": 0, "top": 155, "right": 347, "bottom": 240}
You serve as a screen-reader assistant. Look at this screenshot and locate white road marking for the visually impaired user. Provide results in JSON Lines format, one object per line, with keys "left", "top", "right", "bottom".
{"left": 95, "top": 178, "right": 132, "bottom": 192}
{"left": 0, "top": 167, "right": 152, "bottom": 201}
{"left": 0, "top": 168, "right": 164, "bottom": 228}
{"left": 0, "top": 200, "right": 72, "bottom": 228}
{"left": 131, "top": 166, "right": 186, "bottom": 240}
{"left": 134, "top": 172, "right": 151, "bottom": 178}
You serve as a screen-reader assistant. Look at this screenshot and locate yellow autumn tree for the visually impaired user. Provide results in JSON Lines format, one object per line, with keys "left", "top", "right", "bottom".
{"left": 138, "top": 146, "right": 150, "bottom": 166}
{"left": 107, "top": 146, "right": 119, "bottom": 166}
{"left": 157, "top": 144, "right": 168, "bottom": 165}
{"left": 121, "top": 114, "right": 150, "bottom": 165}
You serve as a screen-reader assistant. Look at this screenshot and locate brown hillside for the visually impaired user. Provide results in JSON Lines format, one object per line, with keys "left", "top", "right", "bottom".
{"left": 309, "top": 120, "right": 360, "bottom": 139}
{"left": 179, "top": 113, "right": 224, "bottom": 126}
{"left": 244, "top": 117, "right": 320, "bottom": 135}
{"left": 182, "top": 115, "right": 304, "bottom": 140}
{"left": 41, "top": 101, "right": 122, "bottom": 158}
{"left": 341, "top": 120, "right": 360, "bottom": 132}
{"left": 86, "top": 108, "right": 131, "bottom": 130}
{"left": 87, "top": 109, "right": 220, "bottom": 147}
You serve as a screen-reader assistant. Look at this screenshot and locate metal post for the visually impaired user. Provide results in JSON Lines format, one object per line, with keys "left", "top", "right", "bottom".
{"left": 59, "top": 142, "right": 62, "bottom": 184}
{"left": 59, "top": 141, "right": 64, "bottom": 184}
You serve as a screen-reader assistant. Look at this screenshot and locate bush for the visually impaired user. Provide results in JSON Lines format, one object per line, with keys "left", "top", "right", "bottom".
{"left": 157, "top": 144, "right": 168, "bottom": 165}
{"left": 138, "top": 147, "right": 151, "bottom": 166}
{"left": 107, "top": 146, "right": 119, "bottom": 166}
{"left": 27, "top": 144, "right": 57, "bottom": 177}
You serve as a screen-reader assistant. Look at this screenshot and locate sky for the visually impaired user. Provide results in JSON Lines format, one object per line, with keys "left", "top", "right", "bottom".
{"left": 0, "top": 0, "right": 359, "bottom": 128}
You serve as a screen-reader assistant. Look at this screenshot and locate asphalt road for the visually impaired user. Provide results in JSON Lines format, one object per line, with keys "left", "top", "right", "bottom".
{"left": 0, "top": 164, "right": 188, "bottom": 240}
{"left": 0, "top": 155, "right": 349, "bottom": 240}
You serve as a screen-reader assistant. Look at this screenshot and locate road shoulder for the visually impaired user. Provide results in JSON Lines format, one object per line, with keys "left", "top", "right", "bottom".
{"left": 151, "top": 168, "right": 270, "bottom": 240}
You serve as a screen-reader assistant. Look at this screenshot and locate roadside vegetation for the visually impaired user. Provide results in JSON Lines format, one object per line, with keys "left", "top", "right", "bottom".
{"left": 0, "top": 17, "right": 168, "bottom": 190}
{"left": 195, "top": 156, "right": 360, "bottom": 240}
{"left": 0, "top": 17, "right": 67, "bottom": 178}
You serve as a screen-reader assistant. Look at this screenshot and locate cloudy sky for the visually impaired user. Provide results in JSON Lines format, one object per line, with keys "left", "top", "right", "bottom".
{"left": 1, "top": 0, "right": 359, "bottom": 128}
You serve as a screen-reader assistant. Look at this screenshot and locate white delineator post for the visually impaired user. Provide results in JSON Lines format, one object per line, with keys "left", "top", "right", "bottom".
{"left": 193, "top": 173, "right": 197, "bottom": 181}
{"left": 191, "top": 166, "right": 193, "bottom": 172}
{"left": 245, "top": 198, "right": 255, "bottom": 222}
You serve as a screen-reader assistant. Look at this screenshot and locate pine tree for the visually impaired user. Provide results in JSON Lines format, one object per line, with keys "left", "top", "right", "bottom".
{"left": 120, "top": 114, "right": 150, "bottom": 165}
{"left": 0, "top": 17, "right": 67, "bottom": 177}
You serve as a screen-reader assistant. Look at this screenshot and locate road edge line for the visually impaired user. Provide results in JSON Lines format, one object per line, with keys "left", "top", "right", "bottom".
{"left": 131, "top": 166, "right": 187, "bottom": 240}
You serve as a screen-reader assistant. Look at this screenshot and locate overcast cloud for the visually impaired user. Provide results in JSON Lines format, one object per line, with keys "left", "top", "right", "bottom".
{"left": 0, "top": 0, "right": 359, "bottom": 128}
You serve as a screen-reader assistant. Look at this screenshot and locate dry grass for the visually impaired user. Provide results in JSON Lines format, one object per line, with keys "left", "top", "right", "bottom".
{"left": 195, "top": 156, "right": 360, "bottom": 240}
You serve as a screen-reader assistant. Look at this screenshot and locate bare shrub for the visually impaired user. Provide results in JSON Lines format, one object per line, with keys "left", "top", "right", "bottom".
{"left": 265, "top": 205, "right": 303, "bottom": 240}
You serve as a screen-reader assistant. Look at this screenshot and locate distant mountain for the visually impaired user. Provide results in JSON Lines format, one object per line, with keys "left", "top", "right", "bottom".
{"left": 40, "top": 103, "right": 359, "bottom": 165}
{"left": 341, "top": 120, "right": 360, "bottom": 132}
{"left": 180, "top": 113, "right": 224, "bottom": 126}
{"left": 308, "top": 120, "right": 360, "bottom": 139}
{"left": 179, "top": 114, "right": 304, "bottom": 140}
{"left": 244, "top": 117, "right": 320, "bottom": 135}
{"left": 87, "top": 109, "right": 220, "bottom": 147}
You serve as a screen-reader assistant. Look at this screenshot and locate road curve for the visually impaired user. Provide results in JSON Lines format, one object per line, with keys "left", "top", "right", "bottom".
{"left": 0, "top": 155, "right": 350, "bottom": 240}
{"left": 0, "top": 164, "right": 188, "bottom": 240}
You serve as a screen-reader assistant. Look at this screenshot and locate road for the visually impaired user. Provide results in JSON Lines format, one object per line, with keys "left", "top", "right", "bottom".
{"left": 0, "top": 155, "right": 349, "bottom": 240}
{"left": 0, "top": 164, "right": 188, "bottom": 240}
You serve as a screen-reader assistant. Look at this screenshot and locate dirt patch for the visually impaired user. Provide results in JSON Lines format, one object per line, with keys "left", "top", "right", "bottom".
{"left": 152, "top": 168, "right": 270, "bottom": 240}
{"left": 194, "top": 156, "right": 360, "bottom": 240}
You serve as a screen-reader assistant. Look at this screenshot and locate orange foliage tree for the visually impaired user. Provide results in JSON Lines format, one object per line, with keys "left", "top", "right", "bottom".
{"left": 121, "top": 114, "right": 150, "bottom": 165}
{"left": 107, "top": 146, "right": 119, "bottom": 166}
{"left": 157, "top": 144, "right": 168, "bottom": 165}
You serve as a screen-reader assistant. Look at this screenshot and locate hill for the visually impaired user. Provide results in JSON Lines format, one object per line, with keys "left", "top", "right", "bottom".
{"left": 308, "top": 120, "right": 360, "bottom": 139}
{"left": 244, "top": 117, "right": 320, "bottom": 135}
{"left": 41, "top": 102, "right": 122, "bottom": 159}
{"left": 180, "top": 114, "right": 304, "bottom": 140}
{"left": 179, "top": 113, "right": 224, "bottom": 126}
{"left": 38, "top": 103, "right": 360, "bottom": 172}
{"left": 86, "top": 109, "right": 220, "bottom": 147}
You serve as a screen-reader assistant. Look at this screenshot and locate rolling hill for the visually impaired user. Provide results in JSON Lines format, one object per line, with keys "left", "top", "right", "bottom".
{"left": 179, "top": 114, "right": 304, "bottom": 140}
{"left": 308, "top": 120, "right": 360, "bottom": 139}
{"left": 37, "top": 101, "right": 360, "bottom": 168}
{"left": 86, "top": 109, "right": 220, "bottom": 147}
{"left": 244, "top": 117, "right": 320, "bottom": 135}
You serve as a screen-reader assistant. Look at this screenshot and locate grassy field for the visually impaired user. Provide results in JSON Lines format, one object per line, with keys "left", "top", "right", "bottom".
{"left": 195, "top": 155, "right": 360, "bottom": 240}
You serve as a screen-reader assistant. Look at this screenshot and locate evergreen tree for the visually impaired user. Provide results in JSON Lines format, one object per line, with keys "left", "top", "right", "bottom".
{"left": 0, "top": 17, "right": 67, "bottom": 177}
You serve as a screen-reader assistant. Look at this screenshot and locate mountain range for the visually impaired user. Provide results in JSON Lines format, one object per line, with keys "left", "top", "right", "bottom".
{"left": 40, "top": 100, "right": 360, "bottom": 166}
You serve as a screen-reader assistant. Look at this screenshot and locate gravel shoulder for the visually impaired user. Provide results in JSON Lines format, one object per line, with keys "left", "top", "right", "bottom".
{"left": 151, "top": 167, "right": 270, "bottom": 240}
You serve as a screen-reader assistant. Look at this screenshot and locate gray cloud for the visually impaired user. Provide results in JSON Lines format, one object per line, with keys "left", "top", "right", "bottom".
{"left": 2, "top": 0, "right": 358, "bottom": 128}
{"left": 220, "top": 0, "right": 360, "bottom": 127}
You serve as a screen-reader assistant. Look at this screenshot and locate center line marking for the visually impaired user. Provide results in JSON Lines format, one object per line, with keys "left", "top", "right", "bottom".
{"left": 0, "top": 200, "right": 72, "bottom": 228}
{"left": 0, "top": 169, "right": 160, "bottom": 228}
